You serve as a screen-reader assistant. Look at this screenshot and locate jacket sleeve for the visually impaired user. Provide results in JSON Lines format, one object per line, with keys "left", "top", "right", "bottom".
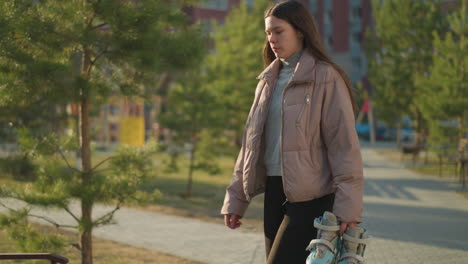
{"left": 320, "top": 67, "right": 364, "bottom": 223}
{"left": 220, "top": 80, "right": 268, "bottom": 217}
{"left": 220, "top": 141, "right": 250, "bottom": 217}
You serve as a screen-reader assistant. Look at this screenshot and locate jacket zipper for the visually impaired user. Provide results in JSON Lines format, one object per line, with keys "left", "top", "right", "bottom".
{"left": 280, "top": 80, "right": 313, "bottom": 202}
{"left": 295, "top": 93, "right": 310, "bottom": 127}
{"left": 280, "top": 81, "right": 294, "bottom": 199}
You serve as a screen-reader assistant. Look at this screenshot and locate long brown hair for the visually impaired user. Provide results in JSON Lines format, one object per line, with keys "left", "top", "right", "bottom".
{"left": 263, "top": 1, "right": 357, "bottom": 114}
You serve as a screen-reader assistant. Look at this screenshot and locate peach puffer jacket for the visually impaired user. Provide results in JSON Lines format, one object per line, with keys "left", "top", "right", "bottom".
{"left": 221, "top": 51, "right": 364, "bottom": 223}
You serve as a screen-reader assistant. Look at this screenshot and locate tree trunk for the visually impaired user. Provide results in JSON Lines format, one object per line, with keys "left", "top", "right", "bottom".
{"left": 80, "top": 48, "right": 94, "bottom": 264}
{"left": 396, "top": 119, "right": 402, "bottom": 147}
{"left": 459, "top": 115, "right": 465, "bottom": 143}
{"left": 368, "top": 100, "right": 376, "bottom": 145}
{"left": 413, "top": 110, "right": 423, "bottom": 163}
{"left": 80, "top": 205, "right": 93, "bottom": 264}
{"left": 414, "top": 110, "right": 422, "bottom": 145}
{"left": 157, "top": 73, "right": 172, "bottom": 143}
{"left": 76, "top": 104, "right": 82, "bottom": 170}
{"left": 186, "top": 142, "right": 196, "bottom": 198}
{"left": 80, "top": 95, "right": 94, "bottom": 264}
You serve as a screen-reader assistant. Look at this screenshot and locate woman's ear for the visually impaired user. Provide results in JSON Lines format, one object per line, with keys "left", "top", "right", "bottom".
{"left": 298, "top": 31, "right": 304, "bottom": 39}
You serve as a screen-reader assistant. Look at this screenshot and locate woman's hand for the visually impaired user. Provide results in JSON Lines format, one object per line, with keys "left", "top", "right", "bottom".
{"left": 340, "top": 222, "right": 357, "bottom": 234}
{"left": 224, "top": 214, "right": 242, "bottom": 229}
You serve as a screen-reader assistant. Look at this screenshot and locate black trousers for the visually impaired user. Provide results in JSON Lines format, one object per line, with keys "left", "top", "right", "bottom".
{"left": 264, "top": 176, "right": 335, "bottom": 264}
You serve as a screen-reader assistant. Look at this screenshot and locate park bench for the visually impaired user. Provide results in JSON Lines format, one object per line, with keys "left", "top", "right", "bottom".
{"left": 400, "top": 142, "right": 427, "bottom": 165}
{"left": 432, "top": 141, "right": 467, "bottom": 186}
{"left": 0, "top": 253, "right": 68, "bottom": 264}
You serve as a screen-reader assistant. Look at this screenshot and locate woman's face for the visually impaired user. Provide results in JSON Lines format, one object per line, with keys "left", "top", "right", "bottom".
{"left": 265, "top": 16, "right": 303, "bottom": 59}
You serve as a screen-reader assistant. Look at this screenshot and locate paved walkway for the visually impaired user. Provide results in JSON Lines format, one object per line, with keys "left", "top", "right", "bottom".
{"left": 1, "top": 146, "right": 468, "bottom": 263}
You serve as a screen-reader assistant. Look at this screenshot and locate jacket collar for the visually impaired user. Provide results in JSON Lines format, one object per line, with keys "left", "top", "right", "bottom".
{"left": 256, "top": 50, "right": 317, "bottom": 87}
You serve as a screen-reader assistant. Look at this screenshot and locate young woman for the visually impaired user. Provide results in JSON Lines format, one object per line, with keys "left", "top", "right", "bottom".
{"left": 221, "top": 1, "right": 364, "bottom": 263}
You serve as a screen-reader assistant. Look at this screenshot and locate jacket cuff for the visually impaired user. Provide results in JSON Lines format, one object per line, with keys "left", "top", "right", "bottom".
{"left": 332, "top": 183, "right": 364, "bottom": 223}
{"left": 220, "top": 191, "right": 249, "bottom": 217}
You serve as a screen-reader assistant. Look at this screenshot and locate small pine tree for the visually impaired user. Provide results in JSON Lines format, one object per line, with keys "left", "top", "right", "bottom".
{"left": 205, "top": 0, "right": 270, "bottom": 149}
{"left": 366, "top": 0, "right": 449, "bottom": 144}
{"left": 0, "top": 1, "right": 205, "bottom": 263}
{"left": 416, "top": 0, "right": 467, "bottom": 145}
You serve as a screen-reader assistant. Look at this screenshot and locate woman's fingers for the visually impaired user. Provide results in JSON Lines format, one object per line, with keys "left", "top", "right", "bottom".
{"left": 230, "top": 214, "right": 242, "bottom": 229}
{"left": 340, "top": 223, "right": 347, "bottom": 234}
{"left": 340, "top": 222, "right": 357, "bottom": 234}
{"left": 224, "top": 214, "right": 242, "bottom": 229}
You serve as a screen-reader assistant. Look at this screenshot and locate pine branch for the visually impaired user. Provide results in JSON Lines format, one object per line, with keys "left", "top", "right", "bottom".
{"left": 93, "top": 201, "right": 121, "bottom": 227}
{"left": 86, "top": 8, "right": 96, "bottom": 29}
{"left": 63, "top": 206, "right": 80, "bottom": 223}
{"left": 0, "top": 201, "right": 77, "bottom": 229}
{"left": 57, "top": 148, "right": 82, "bottom": 174}
{"left": 90, "top": 45, "right": 109, "bottom": 67}
{"left": 0, "top": 200, "right": 19, "bottom": 212}
{"left": 91, "top": 23, "right": 108, "bottom": 30}
{"left": 90, "top": 156, "right": 113, "bottom": 172}
{"left": 28, "top": 214, "right": 77, "bottom": 229}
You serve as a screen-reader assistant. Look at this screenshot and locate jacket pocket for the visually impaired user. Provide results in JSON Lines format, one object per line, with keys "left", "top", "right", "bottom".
{"left": 295, "top": 93, "right": 310, "bottom": 128}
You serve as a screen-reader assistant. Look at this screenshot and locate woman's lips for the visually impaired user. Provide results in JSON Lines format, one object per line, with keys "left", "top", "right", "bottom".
{"left": 272, "top": 47, "right": 280, "bottom": 51}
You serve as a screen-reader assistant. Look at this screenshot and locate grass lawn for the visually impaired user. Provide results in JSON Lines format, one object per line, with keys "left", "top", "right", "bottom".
{"left": 137, "top": 152, "right": 265, "bottom": 232}
{"left": 0, "top": 223, "right": 203, "bottom": 264}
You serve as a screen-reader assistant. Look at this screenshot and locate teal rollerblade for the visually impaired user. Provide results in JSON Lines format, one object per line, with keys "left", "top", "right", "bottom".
{"left": 306, "top": 211, "right": 341, "bottom": 264}
{"left": 336, "top": 226, "right": 369, "bottom": 264}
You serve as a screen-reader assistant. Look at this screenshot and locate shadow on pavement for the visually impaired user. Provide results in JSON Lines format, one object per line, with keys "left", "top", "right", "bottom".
{"left": 362, "top": 202, "right": 468, "bottom": 251}
{"left": 364, "top": 178, "right": 461, "bottom": 201}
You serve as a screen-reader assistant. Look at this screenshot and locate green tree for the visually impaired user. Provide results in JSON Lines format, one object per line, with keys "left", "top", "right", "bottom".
{"left": 415, "top": 0, "right": 467, "bottom": 145}
{"left": 0, "top": 208, "right": 66, "bottom": 253}
{"left": 367, "top": 0, "right": 448, "bottom": 144}
{"left": 0, "top": 1, "right": 204, "bottom": 263}
{"left": 158, "top": 68, "right": 226, "bottom": 198}
{"left": 206, "top": 0, "right": 270, "bottom": 149}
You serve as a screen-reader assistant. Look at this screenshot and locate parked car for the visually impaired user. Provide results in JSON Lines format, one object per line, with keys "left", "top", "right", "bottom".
{"left": 400, "top": 127, "right": 415, "bottom": 143}
{"left": 355, "top": 122, "right": 387, "bottom": 141}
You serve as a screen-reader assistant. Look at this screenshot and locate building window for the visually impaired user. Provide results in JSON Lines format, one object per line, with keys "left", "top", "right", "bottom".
{"left": 110, "top": 123, "right": 119, "bottom": 131}
{"left": 199, "top": 0, "right": 228, "bottom": 11}
{"left": 109, "top": 105, "right": 119, "bottom": 115}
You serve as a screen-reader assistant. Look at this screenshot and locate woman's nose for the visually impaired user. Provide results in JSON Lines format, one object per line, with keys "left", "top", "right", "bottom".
{"left": 269, "top": 35, "right": 276, "bottom": 43}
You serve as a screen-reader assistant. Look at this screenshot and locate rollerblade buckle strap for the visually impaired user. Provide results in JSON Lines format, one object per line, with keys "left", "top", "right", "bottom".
{"left": 306, "top": 239, "right": 338, "bottom": 254}
{"left": 342, "top": 233, "right": 369, "bottom": 245}
{"left": 337, "top": 253, "right": 365, "bottom": 263}
{"left": 314, "top": 218, "right": 340, "bottom": 232}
